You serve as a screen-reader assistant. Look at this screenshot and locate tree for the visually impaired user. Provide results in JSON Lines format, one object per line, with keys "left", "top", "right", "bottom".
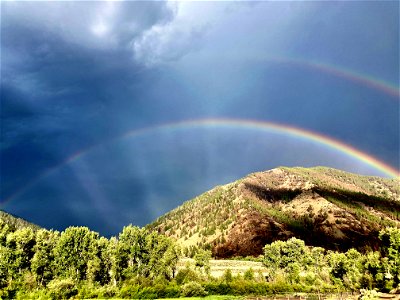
{"left": 263, "top": 238, "right": 308, "bottom": 275}
{"left": 309, "top": 247, "right": 325, "bottom": 270}
{"left": 194, "top": 249, "right": 211, "bottom": 275}
{"left": 6, "top": 227, "right": 36, "bottom": 278}
{"left": 0, "top": 219, "right": 12, "bottom": 246}
{"left": 54, "top": 226, "right": 99, "bottom": 281}
{"left": 0, "top": 244, "right": 12, "bottom": 288}
{"left": 344, "top": 248, "right": 364, "bottom": 290}
{"left": 379, "top": 227, "right": 400, "bottom": 288}
{"left": 31, "top": 229, "right": 59, "bottom": 286}
{"left": 145, "top": 232, "right": 180, "bottom": 280}
{"left": 327, "top": 251, "right": 347, "bottom": 284}
{"left": 117, "top": 225, "right": 148, "bottom": 279}
{"left": 106, "top": 236, "right": 120, "bottom": 286}
{"left": 116, "top": 226, "right": 180, "bottom": 281}
{"left": 326, "top": 248, "right": 364, "bottom": 290}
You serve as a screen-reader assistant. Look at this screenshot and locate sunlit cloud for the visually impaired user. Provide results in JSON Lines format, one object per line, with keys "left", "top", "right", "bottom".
{"left": 2, "top": 1, "right": 173, "bottom": 50}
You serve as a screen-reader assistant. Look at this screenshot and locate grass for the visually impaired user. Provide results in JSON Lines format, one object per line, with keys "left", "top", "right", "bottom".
{"left": 157, "top": 293, "right": 360, "bottom": 300}
{"left": 160, "top": 297, "right": 242, "bottom": 300}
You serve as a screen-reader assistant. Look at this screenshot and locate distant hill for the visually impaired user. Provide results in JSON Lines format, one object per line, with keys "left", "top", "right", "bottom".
{"left": 0, "top": 210, "right": 41, "bottom": 231}
{"left": 148, "top": 167, "right": 400, "bottom": 258}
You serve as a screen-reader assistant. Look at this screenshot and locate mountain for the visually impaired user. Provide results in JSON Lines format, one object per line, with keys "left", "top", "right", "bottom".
{"left": 0, "top": 210, "right": 41, "bottom": 231}
{"left": 148, "top": 167, "right": 400, "bottom": 258}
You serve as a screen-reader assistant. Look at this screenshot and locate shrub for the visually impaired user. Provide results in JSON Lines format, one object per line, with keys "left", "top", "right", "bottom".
{"left": 204, "top": 282, "right": 232, "bottom": 295}
{"left": 47, "top": 278, "right": 78, "bottom": 299}
{"left": 244, "top": 268, "right": 255, "bottom": 281}
{"left": 156, "top": 283, "right": 181, "bottom": 298}
{"left": 181, "top": 282, "right": 207, "bottom": 297}
{"left": 175, "top": 268, "right": 199, "bottom": 285}
{"left": 136, "top": 286, "right": 157, "bottom": 299}
{"left": 15, "top": 289, "right": 51, "bottom": 300}
{"left": 358, "top": 289, "right": 378, "bottom": 300}
{"left": 96, "top": 285, "right": 118, "bottom": 298}
{"left": 119, "top": 284, "right": 140, "bottom": 298}
{"left": 223, "top": 269, "right": 233, "bottom": 282}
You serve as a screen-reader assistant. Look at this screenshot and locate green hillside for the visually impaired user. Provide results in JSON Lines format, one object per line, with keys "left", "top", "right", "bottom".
{"left": 0, "top": 210, "right": 41, "bottom": 232}
{"left": 148, "top": 167, "right": 400, "bottom": 257}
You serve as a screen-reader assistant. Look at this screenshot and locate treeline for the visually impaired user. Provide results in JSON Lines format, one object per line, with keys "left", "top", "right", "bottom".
{"left": 0, "top": 217, "right": 399, "bottom": 299}
{"left": 262, "top": 229, "right": 399, "bottom": 292}
{"left": 0, "top": 221, "right": 179, "bottom": 299}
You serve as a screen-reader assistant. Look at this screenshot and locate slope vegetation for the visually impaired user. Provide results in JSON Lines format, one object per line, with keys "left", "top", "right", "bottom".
{"left": 148, "top": 167, "right": 400, "bottom": 258}
{"left": 0, "top": 210, "right": 41, "bottom": 231}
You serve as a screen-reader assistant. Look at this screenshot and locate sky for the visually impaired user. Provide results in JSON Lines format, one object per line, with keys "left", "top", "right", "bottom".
{"left": 1, "top": 1, "right": 399, "bottom": 236}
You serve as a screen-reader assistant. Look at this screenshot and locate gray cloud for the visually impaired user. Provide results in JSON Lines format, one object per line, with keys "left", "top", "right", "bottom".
{"left": 132, "top": 1, "right": 245, "bottom": 66}
{"left": 133, "top": 24, "right": 206, "bottom": 66}
{"left": 2, "top": 1, "right": 174, "bottom": 50}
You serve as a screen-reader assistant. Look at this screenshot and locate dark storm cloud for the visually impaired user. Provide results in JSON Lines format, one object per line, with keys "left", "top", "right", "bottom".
{"left": 1, "top": 1, "right": 175, "bottom": 201}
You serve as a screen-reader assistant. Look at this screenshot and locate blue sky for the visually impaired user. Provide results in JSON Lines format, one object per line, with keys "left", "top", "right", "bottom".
{"left": 1, "top": 1, "right": 399, "bottom": 236}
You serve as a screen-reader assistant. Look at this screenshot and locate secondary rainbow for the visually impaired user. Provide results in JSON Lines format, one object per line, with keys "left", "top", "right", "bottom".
{"left": 254, "top": 56, "right": 400, "bottom": 98}
{"left": 2, "top": 118, "right": 398, "bottom": 207}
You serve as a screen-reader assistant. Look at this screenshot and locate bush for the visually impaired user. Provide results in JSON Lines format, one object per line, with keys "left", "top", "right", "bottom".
{"left": 119, "top": 284, "right": 140, "bottom": 298}
{"left": 77, "top": 283, "right": 118, "bottom": 299}
{"left": 175, "top": 268, "right": 199, "bottom": 285}
{"left": 47, "top": 278, "right": 78, "bottom": 299}
{"left": 204, "top": 282, "right": 233, "bottom": 295}
{"left": 136, "top": 286, "right": 158, "bottom": 299}
{"left": 244, "top": 268, "right": 255, "bottom": 281}
{"left": 223, "top": 269, "right": 233, "bottom": 282}
{"left": 96, "top": 285, "right": 118, "bottom": 298}
{"left": 15, "top": 289, "right": 51, "bottom": 300}
{"left": 181, "top": 282, "right": 207, "bottom": 297}
{"left": 152, "top": 283, "right": 181, "bottom": 298}
{"left": 358, "top": 289, "right": 378, "bottom": 300}
{"left": 118, "top": 284, "right": 158, "bottom": 299}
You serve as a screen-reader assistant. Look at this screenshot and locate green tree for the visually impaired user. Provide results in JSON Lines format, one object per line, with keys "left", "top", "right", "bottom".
{"left": 379, "top": 227, "right": 400, "bottom": 288}
{"left": 0, "top": 244, "right": 12, "bottom": 288}
{"left": 117, "top": 225, "right": 148, "bottom": 279}
{"left": 54, "top": 226, "right": 99, "bottom": 281}
{"left": 31, "top": 229, "right": 59, "bottom": 286}
{"left": 194, "top": 249, "right": 211, "bottom": 275}
{"left": 327, "top": 251, "right": 347, "bottom": 284}
{"left": 145, "top": 233, "right": 180, "bottom": 280}
{"left": 86, "top": 236, "right": 112, "bottom": 285}
{"left": 106, "top": 236, "right": 120, "bottom": 286}
{"left": 326, "top": 248, "right": 364, "bottom": 290}
{"left": 6, "top": 227, "right": 36, "bottom": 278}
{"left": 263, "top": 238, "right": 307, "bottom": 274}
{"left": 0, "top": 219, "right": 12, "bottom": 246}
{"left": 308, "top": 247, "right": 326, "bottom": 273}
{"left": 344, "top": 248, "right": 364, "bottom": 290}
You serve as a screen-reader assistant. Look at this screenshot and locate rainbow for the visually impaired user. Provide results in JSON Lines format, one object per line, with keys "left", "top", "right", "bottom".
{"left": 1, "top": 118, "right": 398, "bottom": 208}
{"left": 246, "top": 55, "right": 400, "bottom": 98}
{"left": 289, "top": 58, "right": 399, "bottom": 98}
